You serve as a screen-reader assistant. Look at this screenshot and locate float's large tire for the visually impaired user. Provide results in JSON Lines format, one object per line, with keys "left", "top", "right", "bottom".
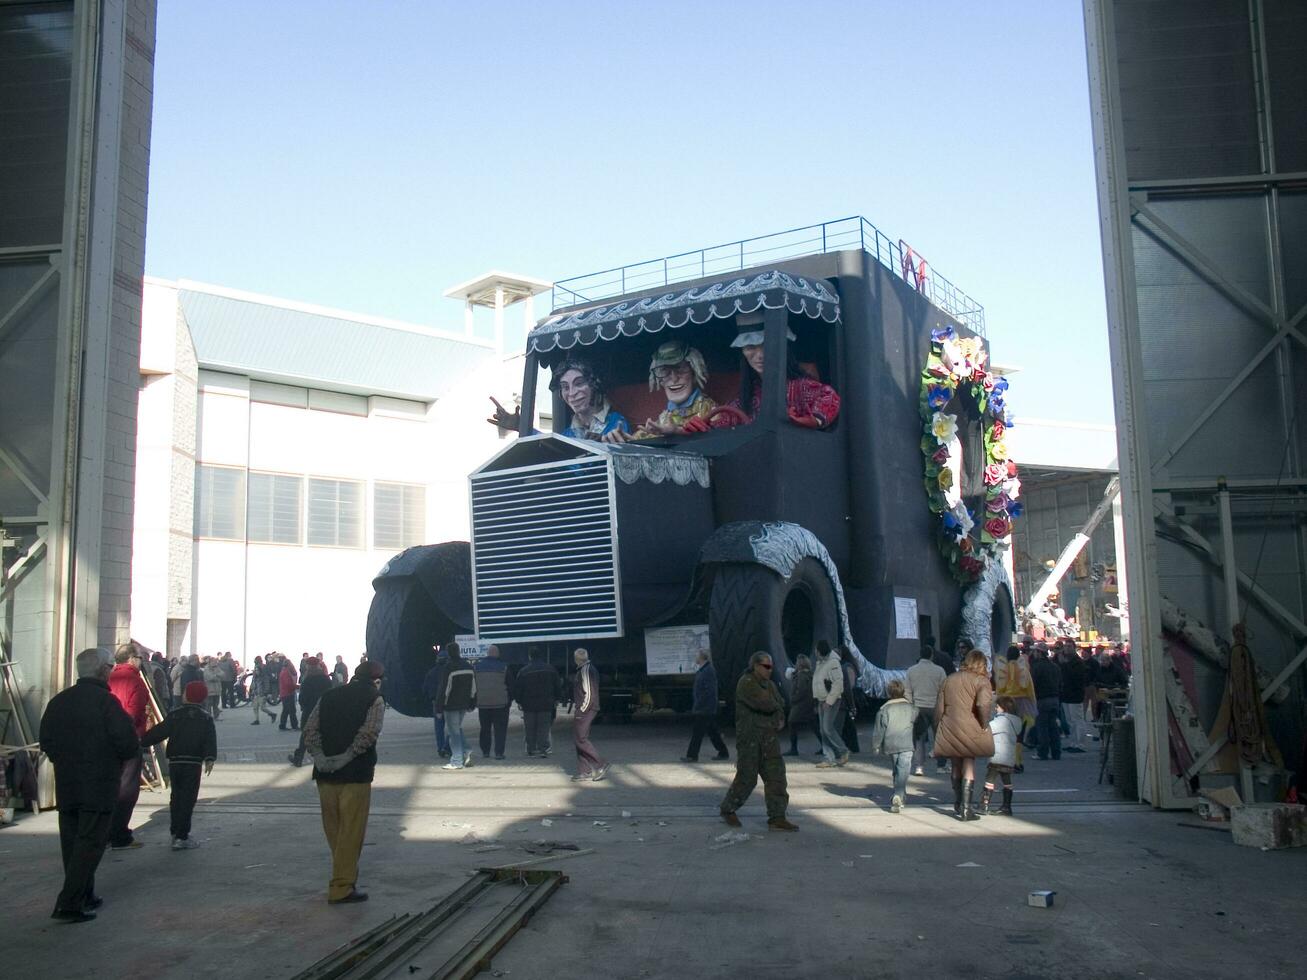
{"left": 989, "top": 581, "right": 1016, "bottom": 658}
{"left": 708, "top": 557, "right": 840, "bottom": 700}
{"left": 366, "top": 542, "right": 473, "bottom": 716}
{"left": 960, "top": 561, "right": 1017, "bottom": 662}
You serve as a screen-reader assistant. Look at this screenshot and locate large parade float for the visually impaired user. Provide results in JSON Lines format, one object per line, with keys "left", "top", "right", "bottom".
{"left": 366, "top": 218, "right": 1018, "bottom": 715}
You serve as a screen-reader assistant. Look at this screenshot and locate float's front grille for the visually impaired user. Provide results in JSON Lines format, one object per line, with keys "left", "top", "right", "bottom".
{"left": 470, "top": 457, "right": 621, "bottom": 642}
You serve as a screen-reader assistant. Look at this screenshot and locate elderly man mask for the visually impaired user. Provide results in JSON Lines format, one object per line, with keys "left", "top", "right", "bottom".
{"left": 609, "top": 341, "right": 717, "bottom": 442}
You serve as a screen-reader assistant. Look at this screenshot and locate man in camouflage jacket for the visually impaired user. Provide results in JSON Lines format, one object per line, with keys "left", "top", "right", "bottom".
{"left": 720, "top": 651, "right": 798, "bottom": 831}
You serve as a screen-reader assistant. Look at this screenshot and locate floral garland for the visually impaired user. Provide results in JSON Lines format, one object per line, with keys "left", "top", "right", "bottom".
{"left": 920, "top": 325, "right": 1021, "bottom": 584}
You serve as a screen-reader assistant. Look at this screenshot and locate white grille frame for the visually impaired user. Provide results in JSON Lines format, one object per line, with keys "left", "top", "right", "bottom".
{"left": 470, "top": 454, "right": 623, "bottom": 644}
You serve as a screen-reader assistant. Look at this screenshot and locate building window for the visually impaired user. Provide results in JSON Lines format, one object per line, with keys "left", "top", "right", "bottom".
{"left": 307, "top": 477, "right": 363, "bottom": 548}
{"left": 248, "top": 472, "right": 302, "bottom": 544}
{"left": 374, "top": 482, "right": 425, "bottom": 550}
{"left": 195, "top": 465, "right": 245, "bottom": 539}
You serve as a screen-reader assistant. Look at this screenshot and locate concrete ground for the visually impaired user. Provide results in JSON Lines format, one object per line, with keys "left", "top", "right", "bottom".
{"left": 3, "top": 707, "right": 1302, "bottom": 979}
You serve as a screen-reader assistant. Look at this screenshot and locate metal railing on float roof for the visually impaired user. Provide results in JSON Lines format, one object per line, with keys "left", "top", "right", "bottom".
{"left": 549, "top": 215, "right": 986, "bottom": 336}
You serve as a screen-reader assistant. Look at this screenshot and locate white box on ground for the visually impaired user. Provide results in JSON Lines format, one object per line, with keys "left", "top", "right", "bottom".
{"left": 1231, "top": 803, "right": 1306, "bottom": 850}
{"left": 453, "top": 634, "right": 493, "bottom": 661}
{"left": 645, "top": 625, "right": 709, "bottom": 676}
{"left": 1028, "top": 890, "right": 1056, "bottom": 908}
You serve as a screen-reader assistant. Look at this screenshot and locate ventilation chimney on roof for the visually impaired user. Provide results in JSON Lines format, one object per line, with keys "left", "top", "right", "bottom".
{"left": 443, "top": 272, "right": 553, "bottom": 353}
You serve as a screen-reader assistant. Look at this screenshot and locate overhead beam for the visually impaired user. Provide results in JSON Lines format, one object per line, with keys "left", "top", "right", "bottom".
{"left": 1128, "top": 170, "right": 1307, "bottom": 192}
{"left": 1150, "top": 309, "right": 1305, "bottom": 472}
{"left": 0, "top": 262, "right": 59, "bottom": 350}
{"left": 0, "top": 444, "right": 48, "bottom": 505}
{"left": 1154, "top": 504, "right": 1307, "bottom": 642}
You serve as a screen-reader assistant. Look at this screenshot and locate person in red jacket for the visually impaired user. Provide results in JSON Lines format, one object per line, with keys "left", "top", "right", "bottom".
{"left": 278, "top": 658, "right": 300, "bottom": 731}
{"left": 106, "top": 643, "right": 151, "bottom": 849}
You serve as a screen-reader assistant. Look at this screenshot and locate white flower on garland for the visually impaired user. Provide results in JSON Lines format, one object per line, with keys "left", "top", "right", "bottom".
{"left": 1003, "top": 475, "right": 1021, "bottom": 500}
{"left": 951, "top": 502, "right": 974, "bottom": 541}
{"left": 931, "top": 412, "right": 958, "bottom": 444}
{"left": 940, "top": 338, "right": 964, "bottom": 376}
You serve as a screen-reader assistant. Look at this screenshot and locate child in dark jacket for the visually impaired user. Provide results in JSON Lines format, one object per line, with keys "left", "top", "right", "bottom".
{"left": 142, "top": 681, "right": 217, "bottom": 850}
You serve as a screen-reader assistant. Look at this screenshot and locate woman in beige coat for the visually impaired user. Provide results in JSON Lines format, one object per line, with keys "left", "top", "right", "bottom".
{"left": 933, "top": 650, "right": 995, "bottom": 821}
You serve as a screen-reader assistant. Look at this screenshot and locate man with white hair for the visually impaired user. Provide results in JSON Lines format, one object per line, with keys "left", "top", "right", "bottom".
{"left": 39, "top": 648, "right": 141, "bottom": 923}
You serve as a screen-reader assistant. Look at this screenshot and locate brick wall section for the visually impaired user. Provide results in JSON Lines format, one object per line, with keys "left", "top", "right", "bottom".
{"left": 98, "top": 0, "right": 157, "bottom": 643}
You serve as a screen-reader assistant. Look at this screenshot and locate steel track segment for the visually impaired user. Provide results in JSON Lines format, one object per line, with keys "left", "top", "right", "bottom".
{"left": 427, "top": 870, "right": 568, "bottom": 980}
{"left": 290, "top": 913, "right": 415, "bottom": 980}
{"left": 344, "top": 874, "right": 501, "bottom": 980}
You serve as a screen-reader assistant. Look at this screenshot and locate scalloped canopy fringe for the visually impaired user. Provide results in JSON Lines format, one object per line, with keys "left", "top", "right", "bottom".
{"left": 528, "top": 271, "right": 841, "bottom": 354}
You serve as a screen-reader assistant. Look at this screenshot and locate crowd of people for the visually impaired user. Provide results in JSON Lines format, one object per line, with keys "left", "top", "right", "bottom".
{"left": 126, "top": 647, "right": 356, "bottom": 724}
{"left": 37, "top": 630, "right": 1132, "bottom": 922}
{"left": 38, "top": 642, "right": 385, "bottom": 920}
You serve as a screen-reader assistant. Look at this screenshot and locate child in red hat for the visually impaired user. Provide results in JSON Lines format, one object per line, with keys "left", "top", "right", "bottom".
{"left": 142, "top": 681, "right": 217, "bottom": 850}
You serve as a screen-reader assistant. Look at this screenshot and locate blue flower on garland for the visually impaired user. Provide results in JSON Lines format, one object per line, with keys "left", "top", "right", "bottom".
{"left": 1007, "top": 501, "right": 1024, "bottom": 519}
{"left": 930, "top": 326, "right": 956, "bottom": 343}
{"left": 926, "top": 385, "right": 952, "bottom": 410}
{"left": 942, "top": 510, "right": 959, "bottom": 532}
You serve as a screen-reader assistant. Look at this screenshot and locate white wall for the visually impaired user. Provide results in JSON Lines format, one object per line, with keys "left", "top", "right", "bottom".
{"left": 131, "top": 279, "right": 195, "bottom": 653}
{"left": 134, "top": 281, "right": 553, "bottom": 665}
{"left": 185, "top": 355, "right": 538, "bottom": 662}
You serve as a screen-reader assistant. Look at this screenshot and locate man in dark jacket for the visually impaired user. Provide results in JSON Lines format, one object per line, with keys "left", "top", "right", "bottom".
{"left": 1058, "top": 646, "right": 1089, "bottom": 753}
{"left": 473, "top": 646, "right": 511, "bottom": 760}
{"left": 926, "top": 636, "right": 956, "bottom": 676}
{"left": 514, "top": 647, "right": 563, "bottom": 757}
{"left": 289, "top": 660, "right": 335, "bottom": 767}
{"left": 142, "top": 681, "right": 217, "bottom": 849}
{"left": 179, "top": 654, "right": 204, "bottom": 691}
{"left": 433, "top": 642, "right": 477, "bottom": 770}
{"left": 303, "top": 661, "right": 386, "bottom": 904}
{"left": 1029, "top": 646, "right": 1062, "bottom": 761}
{"left": 421, "top": 648, "right": 452, "bottom": 759}
{"left": 38, "top": 647, "right": 141, "bottom": 923}
{"left": 219, "top": 652, "right": 237, "bottom": 708}
{"left": 682, "top": 651, "right": 728, "bottom": 762}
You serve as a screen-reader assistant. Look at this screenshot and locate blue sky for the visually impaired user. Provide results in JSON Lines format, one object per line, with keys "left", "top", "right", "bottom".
{"left": 145, "top": 1, "right": 1111, "bottom": 423}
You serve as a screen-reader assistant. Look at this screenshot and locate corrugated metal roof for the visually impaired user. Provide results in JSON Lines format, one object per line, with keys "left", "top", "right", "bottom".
{"left": 178, "top": 286, "right": 496, "bottom": 401}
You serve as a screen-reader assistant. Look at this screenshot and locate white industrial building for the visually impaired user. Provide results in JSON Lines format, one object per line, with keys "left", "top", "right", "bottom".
{"left": 130, "top": 276, "right": 550, "bottom": 662}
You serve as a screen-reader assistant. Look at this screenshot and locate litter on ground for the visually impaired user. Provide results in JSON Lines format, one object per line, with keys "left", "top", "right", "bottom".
{"left": 710, "top": 831, "right": 755, "bottom": 850}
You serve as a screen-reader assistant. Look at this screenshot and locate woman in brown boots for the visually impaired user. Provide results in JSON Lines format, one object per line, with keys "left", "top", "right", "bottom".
{"left": 933, "top": 650, "right": 995, "bottom": 821}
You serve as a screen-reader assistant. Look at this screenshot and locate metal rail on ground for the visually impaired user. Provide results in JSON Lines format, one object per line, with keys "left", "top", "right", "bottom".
{"left": 289, "top": 868, "right": 567, "bottom": 980}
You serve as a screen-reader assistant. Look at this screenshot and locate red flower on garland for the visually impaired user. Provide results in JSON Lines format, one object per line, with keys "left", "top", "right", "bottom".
{"left": 983, "top": 463, "right": 1005, "bottom": 486}
{"left": 959, "top": 537, "right": 973, "bottom": 554}
{"left": 932, "top": 445, "right": 949, "bottom": 464}
{"left": 983, "top": 516, "right": 1011, "bottom": 538}
{"left": 1006, "top": 460, "right": 1018, "bottom": 477}
{"left": 991, "top": 419, "right": 1006, "bottom": 440}
{"left": 960, "top": 556, "right": 983, "bottom": 576}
